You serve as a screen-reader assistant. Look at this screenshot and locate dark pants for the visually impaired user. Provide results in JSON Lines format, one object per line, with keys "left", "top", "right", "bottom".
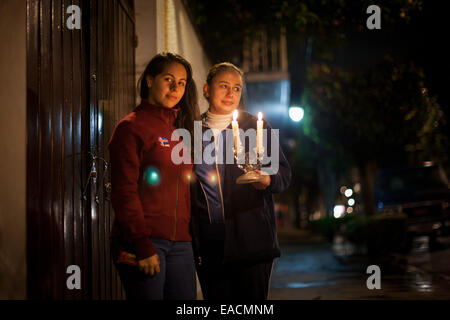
{"left": 196, "top": 238, "right": 273, "bottom": 300}
{"left": 113, "top": 238, "right": 196, "bottom": 300}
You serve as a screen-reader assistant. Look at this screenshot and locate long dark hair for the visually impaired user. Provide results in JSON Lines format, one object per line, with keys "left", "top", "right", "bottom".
{"left": 138, "top": 52, "right": 200, "bottom": 139}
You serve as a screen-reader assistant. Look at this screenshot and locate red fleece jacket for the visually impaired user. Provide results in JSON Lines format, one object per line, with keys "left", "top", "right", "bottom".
{"left": 108, "top": 100, "right": 193, "bottom": 261}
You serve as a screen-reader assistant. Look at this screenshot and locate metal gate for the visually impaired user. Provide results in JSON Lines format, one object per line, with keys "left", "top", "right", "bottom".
{"left": 26, "top": 0, "right": 136, "bottom": 299}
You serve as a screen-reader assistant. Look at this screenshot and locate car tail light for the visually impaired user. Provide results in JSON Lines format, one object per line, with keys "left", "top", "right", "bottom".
{"left": 433, "top": 222, "right": 442, "bottom": 230}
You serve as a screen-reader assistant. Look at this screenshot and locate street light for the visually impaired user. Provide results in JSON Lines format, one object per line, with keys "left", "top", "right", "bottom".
{"left": 289, "top": 106, "right": 304, "bottom": 122}
{"left": 333, "top": 205, "right": 345, "bottom": 218}
{"left": 344, "top": 189, "right": 353, "bottom": 197}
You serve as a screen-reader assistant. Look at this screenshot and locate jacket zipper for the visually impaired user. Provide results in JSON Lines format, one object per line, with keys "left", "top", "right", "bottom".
{"left": 213, "top": 130, "right": 225, "bottom": 220}
{"left": 196, "top": 180, "right": 209, "bottom": 266}
{"left": 198, "top": 180, "right": 212, "bottom": 223}
{"left": 173, "top": 159, "right": 180, "bottom": 240}
{"left": 215, "top": 159, "right": 225, "bottom": 221}
{"left": 170, "top": 110, "right": 179, "bottom": 241}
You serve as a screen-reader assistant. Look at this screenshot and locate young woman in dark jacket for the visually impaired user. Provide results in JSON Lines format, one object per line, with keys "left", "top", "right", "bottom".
{"left": 108, "top": 52, "right": 200, "bottom": 300}
{"left": 191, "top": 62, "right": 291, "bottom": 300}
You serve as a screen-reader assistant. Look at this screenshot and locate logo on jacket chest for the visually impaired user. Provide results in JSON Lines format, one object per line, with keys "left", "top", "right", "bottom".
{"left": 158, "top": 137, "right": 170, "bottom": 147}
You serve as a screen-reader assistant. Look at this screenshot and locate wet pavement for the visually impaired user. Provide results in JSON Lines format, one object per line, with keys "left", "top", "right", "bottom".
{"left": 269, "top": 231, "right": 450, "bottom": 300}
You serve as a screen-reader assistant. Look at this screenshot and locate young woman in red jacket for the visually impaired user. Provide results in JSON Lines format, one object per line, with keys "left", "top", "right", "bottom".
{"left": 108, "top": 52, "right": 200, "bottom": 300}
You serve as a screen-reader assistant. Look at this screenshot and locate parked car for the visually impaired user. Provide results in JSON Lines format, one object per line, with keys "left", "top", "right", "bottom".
{"left": 374, "top": 163, "right": 450, "bottom": 251}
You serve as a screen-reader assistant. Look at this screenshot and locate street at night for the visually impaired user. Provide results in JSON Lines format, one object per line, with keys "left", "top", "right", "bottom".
{"left": 270, "top": 230, "right": 450, "bottom": 300}
{"left": 2, "top": 0, "right": 450, "bottom": 309}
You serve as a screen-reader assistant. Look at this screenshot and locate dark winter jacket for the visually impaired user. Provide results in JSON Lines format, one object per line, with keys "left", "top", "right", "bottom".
{"left": 191, "top": 111, "right": 291, "bottom": 263}
{"left": 108, "top": 100, "right": 193, "bottom": 261}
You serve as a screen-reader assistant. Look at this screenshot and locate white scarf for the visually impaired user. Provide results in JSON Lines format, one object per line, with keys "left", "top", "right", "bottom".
{"left": 206, "top": 110, "right": 234, "bottom": 131}
{"left": 206, "top": 110, "right": 234, "bottom": 152}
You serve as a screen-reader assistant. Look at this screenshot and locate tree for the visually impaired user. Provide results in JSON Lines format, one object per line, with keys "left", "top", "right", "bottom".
{"left": 184, "top": 0, "right": 422, "bottom": 64}
{"left": 302, "top": 56, "right": 448, "bottom": 215}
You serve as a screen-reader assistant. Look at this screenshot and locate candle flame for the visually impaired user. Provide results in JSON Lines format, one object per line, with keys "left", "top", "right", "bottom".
{"left": 233, "top": 109, "right": 238, "bottom": 121}
{"left": 258, "top": 112, "right": 263, "bottom": 121}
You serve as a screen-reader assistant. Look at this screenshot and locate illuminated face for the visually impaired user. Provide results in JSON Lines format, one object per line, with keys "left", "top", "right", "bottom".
{"left": 147, "top": 62, "right": 187, "bottom": 108}
{"left": 204, "top": 70, "right": 242, "bottom": 115}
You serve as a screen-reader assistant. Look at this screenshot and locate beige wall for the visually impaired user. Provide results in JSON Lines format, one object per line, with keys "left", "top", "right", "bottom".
{"left": 0, "top": 0, "right": 27, "bottom": 299}
{"left": 134, "top": 0, "right": 158, "bottom": 101}
{"left": 135, "top": 0, "right": 211, "bottom": 113}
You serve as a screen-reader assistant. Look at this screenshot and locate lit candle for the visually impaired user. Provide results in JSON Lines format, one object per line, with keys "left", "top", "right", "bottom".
{"left": 232, "top": 109, "right": 240, "bottom": 153}
{"left": 257, "top": 112, "right": 263, "bottom": 156}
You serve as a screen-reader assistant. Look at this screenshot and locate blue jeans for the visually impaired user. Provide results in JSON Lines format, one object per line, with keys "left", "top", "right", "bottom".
{"left": 114, "top": 238, "right": 196, "bottom": 300}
